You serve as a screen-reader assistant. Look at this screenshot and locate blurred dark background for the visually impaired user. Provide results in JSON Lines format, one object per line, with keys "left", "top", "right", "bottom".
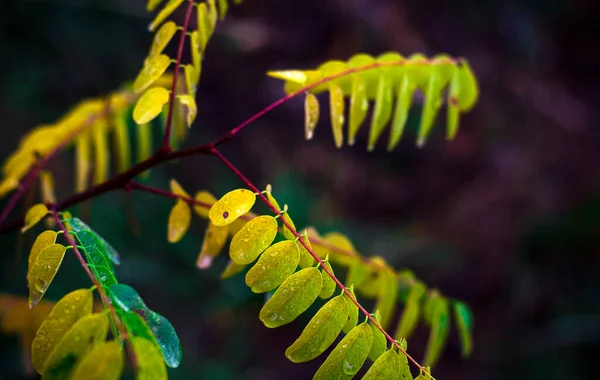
{"left": 1, "top": 0, "right": 600, "bottom": 379}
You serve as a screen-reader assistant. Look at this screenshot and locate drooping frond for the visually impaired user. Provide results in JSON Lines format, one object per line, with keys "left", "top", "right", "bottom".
{"left": 133, "top": 0, "right": 244, "bottom": 126}
{"left": 268, "top": 52, "right": 479, "bottom": 150}
{"left": 0, "top": 75, "right": 187, "bottom": 201}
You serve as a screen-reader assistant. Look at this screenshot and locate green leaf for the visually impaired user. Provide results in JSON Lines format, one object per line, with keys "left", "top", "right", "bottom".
{"left": 109, "top": 284, "right": 182, "bottom": 368}
{"left": 342, "top": 286, "right": 359, "bottom": 334}
{"left": 345, "top": 259, "right": 370, "bottom": 289}
{"left": 375, "top": 268, "right": 397, "bottom": 329}
{"left": 68, "top": 340, "right": 124, "bottom": 380}
{"left": 167, "top": 199, "right": 191, "bottom": 243}
{"left": 314, "top": 322, "right": 373, "bottom": 380}
{"left": 22, "top": 203, "right": 49, "bottom": 232}
{"left": 368, "top": 311, "right": 387, "bottom": 361}
{"left": 133, "top": 87, "right": 170, "bottom": 124}
{"left": 265, "top": 185, "right": 297, "bottom": 240}
{"left": 348, "top": 75, "right": 368, "bottom": 145}
{"left": 245, "top": 240, "right": 300, "bottom": 293}
{"left": 387, "top": 75, "right": 416, "bottom": 151}
{"left": 453, "top": 301, "right": 473, "bottom": 357}
{"left": 367, "top": 73, "right": 393, "bottom": 151}
{"left": 28, "top": 244, "right": 67, "bottom": 308}
{"left": 148, "top": 0, "right": 184, "bottom": 31}
{"left": 119, "top": 310, "right": 158, "bottom": 344}
{"left": 395, "top": 283, "right": 424, "bottom": 340}
{"left": 229, "top": 215, "right": 278, "bottom": 265}
{"left": 297, "top": 232, "right": 316, "bottom": 269}
{"left": 132, "top": 337, "right": 168, "bottom": 380}
{"left": 189, "top": 31, "right": 202, "bottom": 74}
{"left": 397, "top": 338, "right": 414, "bottom": 380}
{"left": 455, "top": 60, "right": 478, "bottom": 112}
{"left": 27, "top": 230, "right": 58, "bottom": 281}
{"left": 32, "top": 289, "right": 93, "bottom": 374}
{"left": 84, "top": 246, "right": 118, "bottom": 288}
{"left": 319, "top": 261, "right": 336, "bottom": 299}
{"left": 362, "top": 349, "right": 401, "bottom": 380}
{"left": 423, "top": 296, "right": 450, "bottom": 367}
{"left": 43, "top": 313, "right": 109, "bottom": 380}
{"left": 68, "top": 217, "right": 120, "bottom": 265}
{"left": 133, "top": 54, "right": 171, "bottom": 94}
{"left": 285, "top": 295, "right": 348, "bottom": 363}
{"left": 329, "top": 84, "right": 345, "bottom": 148}
{"left": 259, "top": 267, "right": 323, "bottom": 328}
{"left": 149, "top": 21, "right": 177, "bottom": 58}
{"left": 304, "top": 92, "right": 319, "bottom": 140}
{"left": 209, "top": 189, "right": 256, "bottom": 227}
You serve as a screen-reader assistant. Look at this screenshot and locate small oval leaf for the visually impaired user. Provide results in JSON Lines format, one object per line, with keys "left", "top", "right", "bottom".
{"left": 304, "top": 92, "right": 319, "bottom": 140}
{"left": 167, "top": 199, "right": 191, "bottom": 243}
{"left": 196, "top": 222, "right": 229, "bottom": 269}
{"left": 28, "top": 244, "right": 67, "bottom": 308}
{"left": 229, "top": 215, "right": 278, "bottom": 265}
{"left": 423, "top": 296, "right": 450, "bottom": 367}
{"left": 178, "top": 94, "right": 197, "bottom": 128}
{"left": 132, "top": 337, "right": 168, "bottom": 380}
{"left": 259, "top": 267, "right": 322, "bottom": 328}
{"left": 133, "top": 54, "right": 171, "bottom": 94}
{"left": 343, "top": 286, "right": 359, "bottom": 334}
{"left": 245, "top": 240, "right": 300, "bottom": 293}
{"left": 32, "top": 289, "right": 93, "bottom": 374}
{"left": 395, "top": 283, "right": 425, "bottom": 341}
{"left": 68, "top": 340, "right": 124, "bottom": 380}
{"left": 313, "top": 322, "right": 374, "bottom": 380}
{"left": 209, "top": 189, "right": 256, "bottom": 227}
{"left": 453, "top": 301, "right": 473, "bottom": 357}
{"left": 319, "top": 261, "right": 336, "bottom": 299}
{"left": 149, "top": 21, "right": 177, "bottom": 57}
{"left": 22, "top": 204, "right": 49, "bottom": 232}
{"left": 193, "top": 191, "right": 216, "bottom": 219}
{"left": 329, "top": 84, "right": 345, "bottom": 148}
{"left": 368, "top": 311, "right": 387, "bottom": 361}
{"left": 27, "top": 230, "right": 58, "bottom": 281}
{"left": 133, "top": 87, "right": 170, "bottom": 124}
{"left": 285, "top": 295, "right": 348, "bottom": 363}
{"left": 348, "top": 75, "right": 369, "bottom": 145}
{"left": 361, "top": 349, "right": 401, "bottom": 380}
{"left": 148, "top": 0, "right": 184, "bottom": 32}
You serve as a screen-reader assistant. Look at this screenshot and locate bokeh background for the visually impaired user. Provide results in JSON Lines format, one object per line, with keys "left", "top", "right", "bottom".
{"left": 1, "top": 0, "right": 599, "bottom": 379}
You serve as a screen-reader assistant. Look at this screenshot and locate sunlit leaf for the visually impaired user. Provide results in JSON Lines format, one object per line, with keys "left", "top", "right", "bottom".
{"left": 177, "top": 94, "right": 197, "bottom": 127}
{"left": 209, "top": 189, "right": 256, "bottom": 226}
{"left": 304, "top": 92, "right": 319, "bottom": 140}
{"left": 456, "top": 60, "right": 478, "bottom": 112}
{"left": 319, "top": 261, "right": 336, "bottom": 299}
{"left": 149, "top": 21, "right": 177, "bottom": 57}
{"left": 193, "top": 191, "right": 216, "bottom": 219}
{"left": 32, "top": 289, "right": 93, "bottom": 374}
{"left": 313, "top": 322, "right": 373, "bottom": 380}
{"left": 423, "top": 295, "right": 450, "bottom": 367}
{"left": 147, "top": 0, "right": 164, "bottom": 11}
{"left": 134, "top": 54, "right": 171, "bottom": 94}
{"left": 342, "top": 285, "right": 359, "bottom": 334}
{"left": 362, "top": 348, "right": 402, "bottom": 380}
{"left": 286, "top": 295, "right": 348, "bottom": 363}
{"left": 196, "top": 222, "right": 229, "bottom": 269}
{"left": 368, "top": 311, "right": 387, "bottom": 361}
{"left": 133, "top": 87, "right": 170, "bottom": 124}
{"left": 387, "top": 76, "right": 416, "bottom": 151}
{"left": 245, "top": 240, "right": 300, "bottom": 293}
{"left": 27, "top": 230, "right": 58, "bottom": 282}
{"left": 167, "top": 199, "right": 191, "bottom": 243}
{"left": 109, "top": 284, "right": 182, "bottom": 368}
{"left": 348, "top": 75, "right": 368, "bottom": 145}
{"left": 132, "top": 337, "right": 168, "bottom": 380}
{"left": 22, "top": 204, "right": 49, "bottom": 233}
{"left": 43, "top": 313, "right": 108, "bottom": 380}
{"left": 395, "top": 283, "right": 424, "bottom": 341}
{"left": 228, "top": 215, "right": 277, "bottom": 265}
{"left": 329, "top": 84, "right": 345, "bottom": 148}
{"left": 68, "top": 340, "right": 124, "bottom": 380}
{"left": 28, "top": 244, "right": 67, "bottom": 308}
{"left": 189, "top": 31, "right": 202, "bottom": 73}
{"left": 259, "top": 267, "right": 322, "bottom": 328}
{"left": 148, "top": 0, "right": 184, "bottom": 31}
{"left": 367, "top": 74, "right": 393, "bottom": 151}
{"left": 453, "top": 301, "right": 473, "bottom": 357}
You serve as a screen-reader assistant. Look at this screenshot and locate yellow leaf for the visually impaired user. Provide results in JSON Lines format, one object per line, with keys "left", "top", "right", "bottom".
{"left": 147, "top": 0, "right": 164, "bottom": 11}
{"left": 92, "top": 119, "right": 110, "bottom": 184}
{"left": 220, "top": 260, "right": 247, "bottom": 280}
{"left": 169, "top": 179, "right": 190, "bottom": 198}
{"left": 304, "top": 92, "right": 319, "bottom": 140}
{"left": 133, "top": 54, "right": 171, "bottom": 94}
{"left": 297, "top": 232, "right": 315, "bottom": 269}
{"left": 348, "top": 75, "right": 368, "bottom": 145}
{"left": 178, "top": 94, "right": 197, "bottom": 127}
{"left": 132, "top": 337, "right": 168, "bottom": 380}
{"left": 266, "top": 70, "right": 308, "bottom": 84}
{"left": 32, "top": 289, "right": 93, "bottom": 374}
{"left": 28, "top": 244, "right": 67, "bottom": 308}
{"left": 329, "top": 84, "right": 345, "bottom": 148}
{"left": 0, "top": 176, "right": 19, "bottom": 197}
{"left": 149, "top": 21, "right": 177, "bottom": 58}
{"left": 167, "top": 199, "right": 191, "bottom": 243}
{"left": 133, "top": 87, "right": 170, "bottom": 124}
{"left": 112, "top": 108, "right": 131, "bottom": 173}
{"left": 245, "top": 240, "right": 300, "bottom": 293}
{"left": 39, "top": 171, "right": 56, "bottom": 204}
{"left": 229, "top": 215, "right": 278, "bottom": 265}
{"left": 68, "top": 340, "right": 124, "bottom": 380}
{"left": 27, "top": 230, "right": 58, "bottom": 282}
{"left": 189, "top": 31, "right": 202, "bottom": 73}
{"left": 22, "top": 204, "right": 49, "bottom": 233}
{"left": 196, "top": 222, "right": 229, "bottom": 269}
{"left": 375, "top": 267, "right": 398, "bottom": 329}
{"left": 208, "top": 189, "right": 256, "bottom": 227}
{"left": 319, "top": 261, "right": 337, "bottom": 299}
{"left": 323, "top": 231, "right": 358, "bottom": 266}
{"left": 368, "top": 74, "right": 393, "bottom": 151}
{"left": 264, "top": 184, "right": 296, "bottom": 239}
{"left": 193, "top": 191, "right": 216, "bottom": 219}
{"left": 184, "top": 64, "right": 199, "bottom": 95}
{"left": 148, "top": 0, "right": 184, "bottom": 32}
{"left": 75, "top": 132, "right": 92, "bottom": 192}
{"left": 43, "top": 313, "right": 109, "bottom": 378}
{"left": 217, "top": 0, "right": 229, "bottom": 19}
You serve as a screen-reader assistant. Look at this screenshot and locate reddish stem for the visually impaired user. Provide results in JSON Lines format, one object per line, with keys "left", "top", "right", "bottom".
{"left": 210, "top": 148, "right": 429, "bottom": 376}
{"left": 161, "top": 0, "right": 196, "bottom": 152}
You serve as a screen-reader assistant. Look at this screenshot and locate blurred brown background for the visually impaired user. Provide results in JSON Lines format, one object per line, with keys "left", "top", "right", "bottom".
{"left": 1, "top": 0, "right": 600, "bottom": 379}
